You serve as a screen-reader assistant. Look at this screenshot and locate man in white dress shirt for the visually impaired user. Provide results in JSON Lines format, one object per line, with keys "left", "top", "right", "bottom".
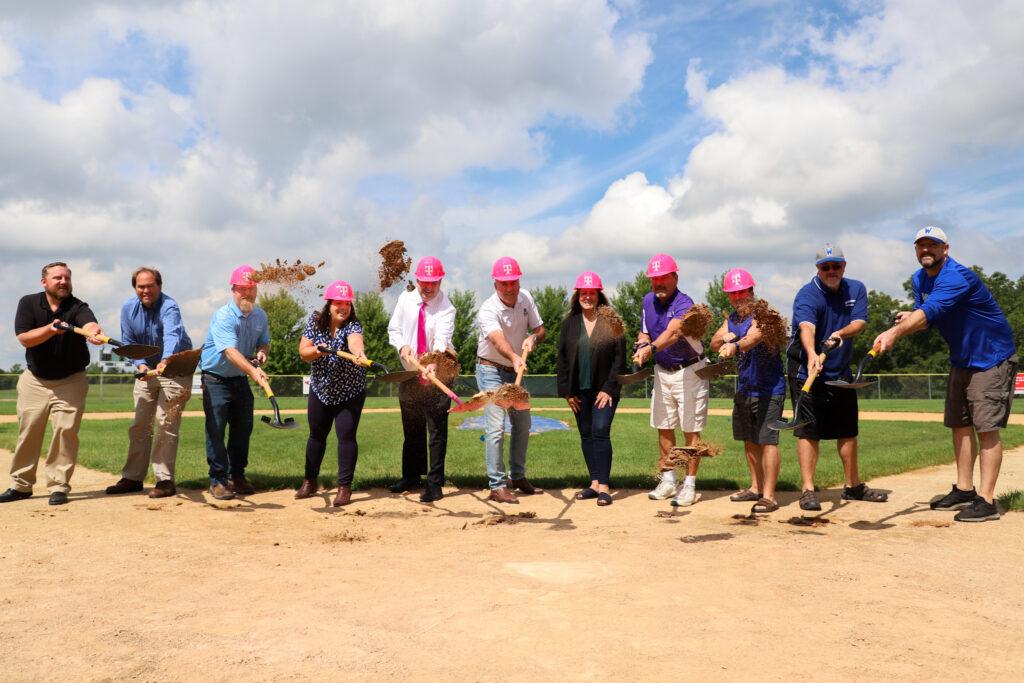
{"left": 475, "top": 256, "right": 546, "bottom": 504}
{"left": 387, "top": 255, "right": 457, "bottom": 503}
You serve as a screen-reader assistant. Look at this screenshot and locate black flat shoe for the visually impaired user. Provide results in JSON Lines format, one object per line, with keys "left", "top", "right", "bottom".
{"left": 597, "top": 492, "right": 613, "bottom": 506}
{"left": 388, "top": 479, "right": 422, "bottom": 493}
{"left": 420, "top": 484, "right": 444, "bottom": 503}
{"left": 575, "top": 488, "right": 598, "bottom": 500}
{"left": 0, "top": 488, "right": 32, "bottom": 503}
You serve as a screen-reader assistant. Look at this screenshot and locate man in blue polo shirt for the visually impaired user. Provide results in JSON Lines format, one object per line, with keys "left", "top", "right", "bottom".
{"left": 874, "top": 227, "right": 1017, "bottom": 522}
{"left": 632, "top": 253, "right": 710, "bottom": 507}
{"left": 105, "top": 266, "right": 193, "bottom": 499}
{"left": 790, "top": 244, "right": 888, "bottom": 511}
{"left": 199, "top": 264, "right": 271, "bottom": 501}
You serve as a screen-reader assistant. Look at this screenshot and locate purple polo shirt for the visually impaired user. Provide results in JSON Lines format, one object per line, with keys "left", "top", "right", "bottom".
{"left": 641, "top": 289, "right": 700, "bottom": 366}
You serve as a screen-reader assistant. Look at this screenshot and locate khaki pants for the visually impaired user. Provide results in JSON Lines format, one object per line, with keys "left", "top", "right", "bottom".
{"left": 123, "top": 374, "right": 192, "bottom": 482}
{"left": 11, "top": 370, "right": 88, "bottom": 493}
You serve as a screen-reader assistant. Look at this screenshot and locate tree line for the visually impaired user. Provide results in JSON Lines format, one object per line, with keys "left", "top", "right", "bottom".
{"left": 2, "top": 266, "right": 1019, "bottom": 376}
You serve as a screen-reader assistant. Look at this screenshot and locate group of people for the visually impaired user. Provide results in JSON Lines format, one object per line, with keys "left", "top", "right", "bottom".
{"left": 2, "top": 226, "right": 1017, "bottom": 523}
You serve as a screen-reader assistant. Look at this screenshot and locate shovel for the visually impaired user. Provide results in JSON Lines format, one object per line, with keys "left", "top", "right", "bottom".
{"left": 617, "top": 363, "right": 653, "bottom": 385}
{"left": 134, "top": 348, "right": 202, "bottom": 380}
{"left": 769, "top": 352, "right": 826, "bottom": 431}
{"left": 695, "top": 357, "right": 736, "bottom": 380}
{"left": 492, "top": 346, "right": 532, "bottom": 411}
{"left": 316, "top": 345, "right": 388, "bottom": 374}
{"left": 405, "top": 356, "right": 468, "bottom": 411}
{"left": 825, "top": 349, "right": 879, "bottom": 390}
{"left": 54, "top": 321, "right": 160, "bottom": 361}
{"left": 254, "top": 375, "right": 298, "bottom": 430}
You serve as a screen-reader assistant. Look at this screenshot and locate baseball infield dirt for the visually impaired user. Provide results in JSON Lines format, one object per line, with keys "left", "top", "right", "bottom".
{"left": 1, "top": 447, "right": 1022, "bottom": 680}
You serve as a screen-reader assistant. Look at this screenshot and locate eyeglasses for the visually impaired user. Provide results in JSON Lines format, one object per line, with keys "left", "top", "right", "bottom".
{"left": 817, "top": 263, "right": 844, "bottom": 272}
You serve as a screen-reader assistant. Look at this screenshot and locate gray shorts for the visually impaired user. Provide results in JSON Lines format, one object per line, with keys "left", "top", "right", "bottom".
{"left": 732, "top": 393, "right": 784, "bottom": 446}
{"left": 944, "top": 354, "right": 1018, "bottom": 432}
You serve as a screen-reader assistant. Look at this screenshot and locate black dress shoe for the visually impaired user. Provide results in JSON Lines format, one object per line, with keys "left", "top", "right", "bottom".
{"left": 105, "top": 478, "right": 144, "bottom": 495}
{"left": 419, "top": 484, "right": 444, "bottom": 503}
{"left": 48, "top": 491, "right": 69, "bottom": 506}
{"left": 0, "top": 488, "right": 32, "bottom": 503}
{"left": 388, "top": 478, "right": 422, "bottom": 493}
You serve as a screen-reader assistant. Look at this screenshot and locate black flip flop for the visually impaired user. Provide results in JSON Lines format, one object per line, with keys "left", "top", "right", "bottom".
{"left": 597, "top": 492, "right": 613, "bottom": 506}
{"left": 575, "top": 488, "right": 598, "bottom": 500}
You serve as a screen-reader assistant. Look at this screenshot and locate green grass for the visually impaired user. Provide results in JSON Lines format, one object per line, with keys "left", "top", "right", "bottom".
{"left": 997, "top": 489, "right": 1024, "bottom": 512}
{"left": 4, "top": 413, "right": 1024, "bottom": 493}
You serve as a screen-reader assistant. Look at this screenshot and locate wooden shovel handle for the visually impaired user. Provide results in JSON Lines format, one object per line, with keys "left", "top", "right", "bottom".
{"left": 254, "top": 375, "right": 275, "bottom": 399}
{"left": 53, "top": 320, "right": 116, "bottom": 345}
{"left": 317, "top": 345, "right": 372, "bottom": 368}
{"left": 514, "top": 345, "right": 531, "bottom": 386}
{"left": 409, "top": 356, "right": 463, "bottom": 406}
{"left": 800, "top": 353, "right": 827, "bottom": 392}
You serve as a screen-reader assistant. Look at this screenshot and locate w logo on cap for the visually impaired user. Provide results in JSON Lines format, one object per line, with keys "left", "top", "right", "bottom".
{"left": 924, "top": 227, "right": 933, "bottom": 234}
{"left": 825, "top": 246, "right": 833, "bottom": 256}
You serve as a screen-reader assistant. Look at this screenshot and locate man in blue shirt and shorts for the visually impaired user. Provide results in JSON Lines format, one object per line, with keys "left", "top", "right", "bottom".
{"left": 790, "top": 245, "right": 888, "bottom": 511}
{"left": 874, "top": 227, "right": 1017, "bottom": 522}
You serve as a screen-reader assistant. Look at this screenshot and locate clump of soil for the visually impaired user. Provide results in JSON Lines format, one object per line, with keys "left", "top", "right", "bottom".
{"left": 680, "top": 533, "right": 734, "bottom": 544}
{"left": 597, "top": 305, "right": 625, "bottom": 337}
{"left": 783, "top": 516, "right": 831, "bottom": 528}
{"left": 473, "top": 511, "right": 537, "bottom": 526}
{"left": 735, "top": 299, "right": 789, "bottom": 352}
{"left": 661, "top": 440, "right": 722, "bottom": 470}
{"left": 251, "top": 258, "right": 325, "bottom": 287}
{"left": 493, "top": 383, "right": 530, "bottom": 405}
{"left": 911, "top": 520, "right": 951, "bottom": 528}
{"left": 320, "top": 530, "right": 367, "bottom": 543}
{"left": 419, "top": 351, "right": 461, "bottom": 385}
{"left": 377, "top": 240, "right": 411, "bottom": 291}
{"left": 678, "top": 304, "right": 713, "bottom": 338}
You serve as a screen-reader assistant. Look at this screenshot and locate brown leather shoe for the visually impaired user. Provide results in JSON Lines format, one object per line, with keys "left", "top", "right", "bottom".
{"left": 232, "top": 477, "right": 256, "bottom": 495}
{"left": 295, "top": 479, "right": 318, "bottom": 499}
{"left": 333, "top": 485, "right": 352, "bottom": 507}
{"left": 510, "top": 478, "right": 542, "bottom": 495}
{"left": 488, "top": 486, "right": 519, "bottom": 504}
{"left": 148, "top": 480, "right": 176, "bottom": 498}
{"left": 105, "top": 478, "right": 144, "bottom": 495}
{"left": 209, "top": 482, "right": 235, "bottom": 500}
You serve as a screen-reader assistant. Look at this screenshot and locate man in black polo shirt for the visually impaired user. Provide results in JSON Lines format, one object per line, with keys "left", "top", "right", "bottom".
{"left": 2, "top": 262, "right": 106, "bottom": 506}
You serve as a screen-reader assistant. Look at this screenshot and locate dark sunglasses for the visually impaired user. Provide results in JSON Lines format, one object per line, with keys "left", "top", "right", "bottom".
{"left": 817, "top": 262, "right": 844, "bottom": 272}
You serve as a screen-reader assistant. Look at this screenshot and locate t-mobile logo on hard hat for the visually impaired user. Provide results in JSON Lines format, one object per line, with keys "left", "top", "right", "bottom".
{"left": 423, "top": 265, "right": 433, "bottom": 275}
{"left": 730, "top": 273, "right": 742, "bottom": 287}
{"left": 503, "top": 264, "right": 513, "bottom": 274}
{"left": 583, "top": 275, "right": 593, "bottom": 286}
{"left": 339, "top": 286, "right": 348, "bottom": 295}
{"left": 651, "top": 260, "right": 661, "bottom": 272}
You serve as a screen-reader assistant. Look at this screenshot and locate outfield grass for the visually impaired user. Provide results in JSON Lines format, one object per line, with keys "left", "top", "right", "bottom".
{"left": 4, "top": 413, "right": 1023, "bottom": 494}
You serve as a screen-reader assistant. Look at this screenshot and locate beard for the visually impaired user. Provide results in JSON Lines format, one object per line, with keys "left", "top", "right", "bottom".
{"left": 46, "top": 283, "right": 72, "bottom": 300}
{"left": 238, "top": 298, "right": 255, "bottom": 315}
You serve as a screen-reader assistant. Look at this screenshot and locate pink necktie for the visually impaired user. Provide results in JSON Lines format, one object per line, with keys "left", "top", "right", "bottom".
{"left": 416, "top": 302, "right": 427, "bottom": 355}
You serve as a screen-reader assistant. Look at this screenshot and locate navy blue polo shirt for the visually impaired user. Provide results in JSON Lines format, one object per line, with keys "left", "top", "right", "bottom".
{"left": 913, "top": 256, "right": 1015, "bottom": 370}
{"left": 791, "top": 276, "right": 868, "bottom": 381}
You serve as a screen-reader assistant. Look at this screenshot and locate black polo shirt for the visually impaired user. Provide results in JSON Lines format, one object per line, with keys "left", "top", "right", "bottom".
{"left": 14, "top": 292, "right": 98, "bottom": 380}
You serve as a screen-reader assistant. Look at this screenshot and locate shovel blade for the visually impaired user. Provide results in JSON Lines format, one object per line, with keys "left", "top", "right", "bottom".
{"left": 824, "top": 379, "right": 877, "bottom": 390}
{"left": 112, "top": 343, "right": 161, "bottom": 360}
{"left": 616, "top": 367, "right": 652, "bottom": 385}
{"left": 695, "top": 360, "right": 736, "bottom": 380}
{"left": 261, "top": 414, "right": 299, "bottom": 430}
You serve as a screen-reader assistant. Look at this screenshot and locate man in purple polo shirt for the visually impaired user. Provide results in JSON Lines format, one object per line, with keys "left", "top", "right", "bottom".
{"left": 632, "top": 253, "right": 709, "bottom": 506}
{"left": 874, "top": 227, "right": 1017, "bottom": 522}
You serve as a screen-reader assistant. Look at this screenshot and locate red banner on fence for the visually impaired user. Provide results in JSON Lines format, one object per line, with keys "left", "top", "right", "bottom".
{"left": 1016, "top": 373, "right": 1024, "bottom": 395}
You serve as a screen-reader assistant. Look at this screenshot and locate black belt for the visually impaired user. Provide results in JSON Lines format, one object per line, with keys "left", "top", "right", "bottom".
{"left": 657, "top": 355, "right": 706, "bottom": 373}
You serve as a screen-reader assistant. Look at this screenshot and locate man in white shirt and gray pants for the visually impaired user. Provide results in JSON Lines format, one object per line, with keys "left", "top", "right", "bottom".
{"left": 475, "top": 256, "right": 546, "bottom": 504}
{"left": 387, "top": 256, "right": 457, "bottom": 503}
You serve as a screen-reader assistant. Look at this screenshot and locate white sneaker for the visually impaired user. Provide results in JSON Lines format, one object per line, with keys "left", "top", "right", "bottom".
{"left": 671, "top": 483, "right": 700, "bottom": 507}
{"left": 648, "top": 479, "right": 677, "bottom": 500}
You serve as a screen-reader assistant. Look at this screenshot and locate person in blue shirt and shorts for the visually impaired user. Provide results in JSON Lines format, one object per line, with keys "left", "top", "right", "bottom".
{"left": 874, "top": 227, "right": 1017, "bottom": 522}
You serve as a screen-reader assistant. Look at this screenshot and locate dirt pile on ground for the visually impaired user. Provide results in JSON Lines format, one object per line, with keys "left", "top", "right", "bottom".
{"left": 679, "top": 304, "right": 713, "bottom": 338}
{"left": 735, "top": 299, "right": 789, "bottom": 352}
{"left": 377, "top": 240, "right": 412, "bottom": 291}
{"left": 419, "top": 351, "right": 461, "bottom": 385}
{"left": 597, "top": 305, "right": 625, "bottom": 337}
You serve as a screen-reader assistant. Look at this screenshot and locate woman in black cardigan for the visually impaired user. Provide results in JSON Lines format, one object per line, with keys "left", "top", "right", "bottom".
{"left": 557, "top": 272, "right": 627, "bottom": 506}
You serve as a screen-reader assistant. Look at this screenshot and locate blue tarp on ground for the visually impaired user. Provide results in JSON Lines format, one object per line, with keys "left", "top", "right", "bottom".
{"left": 457, "top": 415, "right": 570, "bottom": 434}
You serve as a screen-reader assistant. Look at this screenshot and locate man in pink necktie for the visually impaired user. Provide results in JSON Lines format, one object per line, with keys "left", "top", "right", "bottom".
{"left": 386, "top": 256, "right": 457, "bottom": 502}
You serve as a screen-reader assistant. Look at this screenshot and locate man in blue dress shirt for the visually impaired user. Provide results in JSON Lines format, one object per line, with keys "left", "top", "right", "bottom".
{"left": 874, "top": 227, "right": 1017, "bottom": 522}
{"left": 105, "top": 267, "right": 193, "bottom": 498}
{"left": 198, "top": 265, "right": 270, "bottom": 500}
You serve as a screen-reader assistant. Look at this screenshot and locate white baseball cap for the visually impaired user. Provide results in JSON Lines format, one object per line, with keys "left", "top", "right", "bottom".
{"left": 914, "top": 226, "right": 947, "bottom": 244}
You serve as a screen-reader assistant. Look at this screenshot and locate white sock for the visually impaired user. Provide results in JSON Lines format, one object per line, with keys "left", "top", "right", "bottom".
{"left": 684, "top": 475, "right": 696, "bottom": 487}
{"left": 661, "top": 470, "right": 676, "bottom": 484}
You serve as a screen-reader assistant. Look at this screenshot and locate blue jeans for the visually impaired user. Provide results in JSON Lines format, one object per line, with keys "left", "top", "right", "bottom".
{"left": 476, "top": 363, "right": 531, "bottom": 490}
{"left": 202, "top": 373, "right": 254, "bottom": 484}
{"left": 572, "top": 390, "right": 618, "bottom": 485}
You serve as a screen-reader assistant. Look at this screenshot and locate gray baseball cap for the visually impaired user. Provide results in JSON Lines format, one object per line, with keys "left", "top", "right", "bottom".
{"left": 815, "top": 244, "right": 846, "bottom": 265}
{"left": 914, "top": 226, "right": 947, "bottom": 244}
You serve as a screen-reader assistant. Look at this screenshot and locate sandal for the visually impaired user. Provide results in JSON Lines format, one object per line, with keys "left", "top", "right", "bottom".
{"left": 799, "top": 490, "right": 821, "bottom": 511}
{"left": 752, "top": 497, "right": 779, "bottom": 513}
{"left": 597, "top": 492, "right": 613, "bottom": 506}
{"left": 575, "top": 488, "right": 599, "bottom": 500}
{"left": 842, "top": 483, "right": 888, "bottom": 503}
{"left": 729, "top": 489, "right": 761, "bottom": 502}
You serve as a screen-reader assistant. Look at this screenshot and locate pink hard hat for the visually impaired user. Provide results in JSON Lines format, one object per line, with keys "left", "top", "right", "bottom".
{"left": 230, "top": 265, "right": 256, "bottom": 286}
{"left": 323, "top": 280, "right": 355, "bottom": 302}
{"left": 414, "top": 256, "right": 445, "bottom": 282}
{"left": 645, "top": 253, "right": 678, "bottom": 278}
{"left": 723, "top": 268, "right": 756, "bottom": 293}
{"left": 574, "top": 271, "right": 603, "bottom": 290}
{"left": 491, "top": 256, "right": 523, "bottom": 282}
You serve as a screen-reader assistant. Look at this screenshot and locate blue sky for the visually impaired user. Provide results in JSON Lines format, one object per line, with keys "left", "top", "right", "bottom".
{"left": 1, "top": 0, "right": 1021, "bottom": 368}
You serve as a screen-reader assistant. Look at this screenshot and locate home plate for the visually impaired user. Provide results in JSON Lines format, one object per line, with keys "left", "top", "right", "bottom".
{"left": 504, "top": 562, "right": 609, "bottom": 584}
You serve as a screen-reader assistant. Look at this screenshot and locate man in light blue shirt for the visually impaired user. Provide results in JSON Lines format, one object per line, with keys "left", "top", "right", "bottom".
{"left": 106, "top": 267, "right": 194, "bottom": 499}
{"left": 874, "top": 227, "right": 1017, "bottom": 522}
{"left": 199, "top": 265, "right": 271, "bottom": 500}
